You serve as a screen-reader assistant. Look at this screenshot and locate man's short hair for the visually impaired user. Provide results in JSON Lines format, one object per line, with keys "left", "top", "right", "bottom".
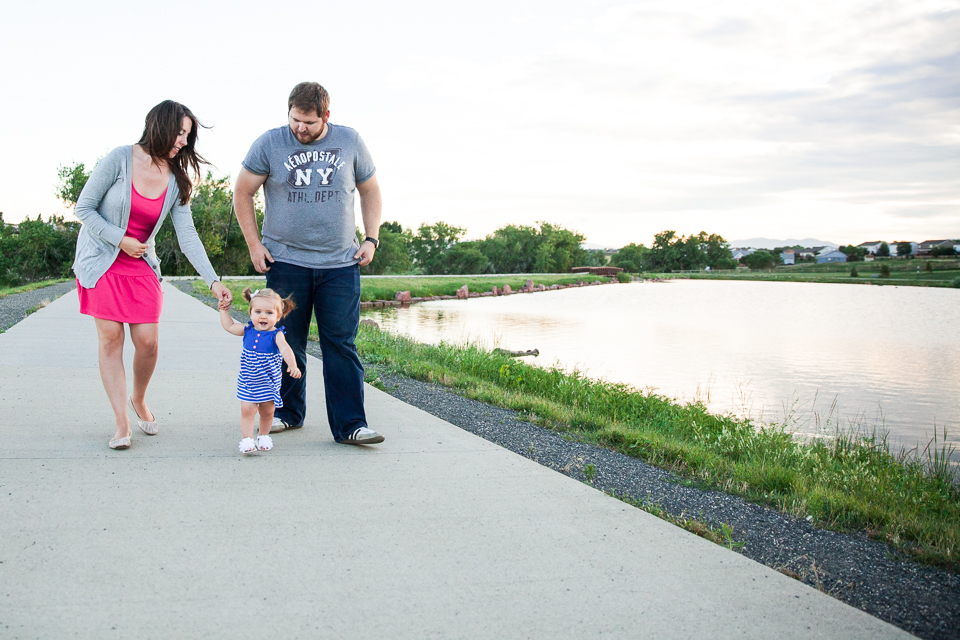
{"left": 288, "top": 82, "right": 330, "bottom": 117}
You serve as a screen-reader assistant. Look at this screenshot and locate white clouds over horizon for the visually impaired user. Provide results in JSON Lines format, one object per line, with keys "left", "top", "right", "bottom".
{"left": 0, "top": 0, "right": 956, "bottom": 246}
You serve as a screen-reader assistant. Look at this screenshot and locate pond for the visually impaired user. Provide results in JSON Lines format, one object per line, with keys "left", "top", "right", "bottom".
{"left": 361, "top": 279, "right": 960, "bottom": 457}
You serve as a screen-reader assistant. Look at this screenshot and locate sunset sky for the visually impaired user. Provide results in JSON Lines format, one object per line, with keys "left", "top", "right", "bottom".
{"left": 1, "top": 0, "right": 956, "bottom": 248}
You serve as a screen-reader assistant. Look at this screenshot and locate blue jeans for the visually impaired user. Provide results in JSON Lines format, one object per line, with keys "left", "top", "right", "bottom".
{"left": 266, "top": 261, "right": 366, "bottom": 441}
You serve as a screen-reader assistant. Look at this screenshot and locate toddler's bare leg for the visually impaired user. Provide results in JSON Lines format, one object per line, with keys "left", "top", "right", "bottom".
{"left": 257, "top": 401, "right": 276, "bottom": 436}
{"left": 240, "top": 402, "right": 259, "bottom": 439}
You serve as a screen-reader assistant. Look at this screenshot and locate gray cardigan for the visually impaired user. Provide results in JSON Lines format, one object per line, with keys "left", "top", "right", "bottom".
{"left": 72, "top": 145, "right": 220, "bottom": 289}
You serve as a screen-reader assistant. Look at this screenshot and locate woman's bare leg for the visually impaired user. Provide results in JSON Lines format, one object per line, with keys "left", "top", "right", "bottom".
{"left": 94, "top": 318, "right": 130, "bottom": 441}
{"left": 129, "top": 323, "right": 159, "bottom": 422}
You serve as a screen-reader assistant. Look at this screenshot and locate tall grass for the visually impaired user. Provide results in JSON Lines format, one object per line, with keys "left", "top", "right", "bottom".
{"left": 357, "top": 326, "right": 960, "bottom": 568}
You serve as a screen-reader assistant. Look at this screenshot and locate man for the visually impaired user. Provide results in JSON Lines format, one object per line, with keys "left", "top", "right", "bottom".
{"left": 234, "top": 82, "right": 384, "bottom": 445}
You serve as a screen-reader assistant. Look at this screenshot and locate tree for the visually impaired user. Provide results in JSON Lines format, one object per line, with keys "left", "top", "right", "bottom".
{"left": 610, "top": 243, "right": 647, "bottom": 272}
{"left": 742, "top": 250, "right": 776, "bottom": 270}
{"left": 930, "top": 244, "right": 957, "bottom": 257}
{"left": 0, "top": 213, "right": 80, "bottom": 286}
{"left": 411, "top": 222, "right": 466, "bottom": 275}
{"left": 582, "top": 249, "right": 606, "bottom": 267}
{"left": 476, "top": 222, "right": 586, "bottom": 273}
{"left": 880, "top": 264, "right": 890, "bottom": 277}
{"left": 358, "top": 222, "right": 413, "bottom": 275}
{"left": 476, "top": 224, "right": 538, "bottom": 273}
{"left": 643, "top": 230, "right": 733, "bottom": 272}
{"left": 876, "top": 242, "right": 890, "bottom": 257}
{"left": 896, "top": 241, "right": 913, "bottom": 258}
{"left": 441, "top": 241, "right": 490, "bottom": 274}
{"left": 154, "top": 172, "right": 262, "bottom": 277}
{"left": 531, "top": 222, "right": 586, "bottom": 273}
{"left": 56, "top": 162, "right": 92, "bottom": 206}
{"left": 838, "top": 245, "right": 867, "bottom": 262}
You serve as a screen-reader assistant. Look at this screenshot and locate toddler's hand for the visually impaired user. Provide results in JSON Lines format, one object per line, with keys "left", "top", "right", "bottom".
{"left": 288, "top": 365, "right": 302, "bottom": 379}
{"left": 218, "top": 299, "right": 231, "bottom": 311}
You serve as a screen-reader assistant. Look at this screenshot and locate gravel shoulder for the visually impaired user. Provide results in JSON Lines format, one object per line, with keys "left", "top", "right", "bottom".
{"left": 10, "top": 280, "right": 959, "bottom": 640}
{"left": 0, "top": 281, "right": 75, "bottom": 333}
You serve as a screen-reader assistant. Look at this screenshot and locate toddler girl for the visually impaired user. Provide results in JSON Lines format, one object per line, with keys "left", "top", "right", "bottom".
{"left": 220, "top": 287, "right": 301, "bottom": 453}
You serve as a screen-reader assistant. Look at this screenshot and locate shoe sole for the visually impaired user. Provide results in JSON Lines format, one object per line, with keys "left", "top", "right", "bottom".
{"left": 341, "top": 435, "right": 385, "bottom": 445}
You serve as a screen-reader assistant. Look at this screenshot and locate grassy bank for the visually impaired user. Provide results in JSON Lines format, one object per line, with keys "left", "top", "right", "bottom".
{"left": 204, "top": 274, "right": 610, "bottom": 304}
{"left": 650, "top": 258, "right": 960, "bottom": 288}
{"left": 356, "top": 327, "right": 960, "bottom": 569}
{"left": 0, "top": 278, "right": 68, "bottom": 299}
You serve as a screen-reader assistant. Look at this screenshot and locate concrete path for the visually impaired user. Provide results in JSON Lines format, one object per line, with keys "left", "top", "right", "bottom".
{"left": 0, "top": 283, "right": 914, "bottom": 639}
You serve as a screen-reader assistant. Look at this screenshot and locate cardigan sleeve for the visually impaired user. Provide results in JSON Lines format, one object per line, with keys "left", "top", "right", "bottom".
{"left": 169, "top": 199, "right": 220, "bottom": 287}
{"left": 73, "top": 147, "right": 127, "bottom": 248}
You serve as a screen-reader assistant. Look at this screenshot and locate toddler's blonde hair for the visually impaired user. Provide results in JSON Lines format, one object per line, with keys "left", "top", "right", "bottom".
{"left": 242, "top": 287, "right": 296, "bottom": 318}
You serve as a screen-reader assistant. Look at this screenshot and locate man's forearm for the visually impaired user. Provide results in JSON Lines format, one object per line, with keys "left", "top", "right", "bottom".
{"left": 233, "top": 192, "right": 262, "bottom": 249}
{"left": 359, "top": 187, "right": 382, "bottom": 240}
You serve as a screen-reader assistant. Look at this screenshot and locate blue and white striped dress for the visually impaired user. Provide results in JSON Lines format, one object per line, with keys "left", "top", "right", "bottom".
{"left": 237, "top": 322, "right": 285, "bottom": 406}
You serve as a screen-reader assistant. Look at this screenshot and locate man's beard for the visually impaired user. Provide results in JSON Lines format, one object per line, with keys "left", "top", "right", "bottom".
{"left": 290, "top": 124, "right": 325, "bottom": 144}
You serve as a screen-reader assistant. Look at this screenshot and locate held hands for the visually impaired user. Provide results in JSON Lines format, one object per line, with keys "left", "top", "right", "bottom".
{"left": 354, "top": 240, "right": 376, "bottom": 267}
{"left": 211, "top": 281, "right": 233, "bottom": 309}
{"left": 287, "top": 363, "right": 302, "bottom": 379}
{"left": 119, "top": 236, "right": 149, "bottom": 259}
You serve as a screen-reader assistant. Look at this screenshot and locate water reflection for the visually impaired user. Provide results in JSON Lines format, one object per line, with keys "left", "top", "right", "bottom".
{"left": 362, "top": 280, "right": 960, "bottom": 456}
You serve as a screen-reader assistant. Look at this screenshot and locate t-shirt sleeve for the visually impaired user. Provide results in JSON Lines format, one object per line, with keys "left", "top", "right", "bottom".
{"left": 241, "top": 132, "right": 272, "bottom": 176}
{"left": 354, "top": 134, "right": 376, "bottom": 184}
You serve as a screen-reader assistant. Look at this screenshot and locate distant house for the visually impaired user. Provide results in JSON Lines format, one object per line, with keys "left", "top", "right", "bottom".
{"left": 857, "top": 241, "right": 884, "bottom": 255}
{"left": 817, "top": 250, "right": 848, "bottom": 264}
{"left": 918, "top": 240, "right": 956, "bottom": 256}
{"left": 731, "top": 248, "right": 754, "bottom": 261}
{"left": 797, "top": 247, "right": 825, "bottom": 259}
{"left": 780, "top": 250, "right": 795, "bottom": 265}
{"left": 891, "top": 241, "right": 918, "bottom": 257}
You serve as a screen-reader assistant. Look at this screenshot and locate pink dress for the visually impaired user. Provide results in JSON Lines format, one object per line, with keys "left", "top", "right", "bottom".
{"left": 77, "top": 185, "right": 166, "bottom": 323}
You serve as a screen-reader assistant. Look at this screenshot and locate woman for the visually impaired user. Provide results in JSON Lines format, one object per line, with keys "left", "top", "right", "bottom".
{"left": 72, "top": 100, "right": 232, "bottom": 449}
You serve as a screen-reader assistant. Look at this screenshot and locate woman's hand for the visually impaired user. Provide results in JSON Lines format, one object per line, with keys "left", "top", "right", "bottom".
{"left": 211, "top": 281, "right": 232, "bottom": 308}
{"left": 119, "top": 236, "right": 149, "bottom": 259}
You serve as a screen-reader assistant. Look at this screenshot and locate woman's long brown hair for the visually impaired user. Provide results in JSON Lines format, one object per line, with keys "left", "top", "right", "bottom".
{"left": 136, "top": 100, "right": 210, "bottom": 205}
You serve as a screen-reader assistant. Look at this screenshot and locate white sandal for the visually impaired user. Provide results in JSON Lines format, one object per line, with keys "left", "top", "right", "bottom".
{"left": 239, "top": 437, "right": 256, "bottom": 454}
{"left": 256, "top": 435, "right": 273, "bottom": 451}
{"left": 129, "top": 396, "right": 158, "bottom": 436}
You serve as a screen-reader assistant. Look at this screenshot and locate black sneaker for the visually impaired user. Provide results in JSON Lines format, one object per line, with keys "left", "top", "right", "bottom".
{"left": 270, "top": 418, "right": 303, "bottom": 433}
{"left": 341, "top": 427, "right": 385, "bottom": 445}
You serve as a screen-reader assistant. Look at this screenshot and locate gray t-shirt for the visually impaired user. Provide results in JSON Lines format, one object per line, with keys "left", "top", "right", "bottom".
{"left": 242, "top": 123, "right": 376, "bottom": 269}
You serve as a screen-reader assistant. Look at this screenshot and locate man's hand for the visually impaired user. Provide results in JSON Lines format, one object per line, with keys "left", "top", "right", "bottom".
{"left": 354, "top": 240, "right": 376, "bottom": 267}
{"left": 249, "top": 242, "right": 274, "bottom": 273}
{"left": 119, "top": 236, "right": 149, "bottom": 259}
{"left": 234, "top": 169, "right": 271, "bottom": 273}
{"left": 211, "top": 281, "right": 233, "bottom": 308}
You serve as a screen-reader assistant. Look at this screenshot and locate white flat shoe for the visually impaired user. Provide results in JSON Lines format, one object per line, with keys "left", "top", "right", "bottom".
{"left": 129, "top": 396, "right": 158, "bottom": 435}
{"left": 109, "top": 435, "right": 131, "bottom": 450}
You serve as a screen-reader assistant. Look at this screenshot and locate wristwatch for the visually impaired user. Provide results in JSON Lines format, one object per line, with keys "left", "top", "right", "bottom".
{"left": 364, "top": 237, "right": 380, "bottom": 248}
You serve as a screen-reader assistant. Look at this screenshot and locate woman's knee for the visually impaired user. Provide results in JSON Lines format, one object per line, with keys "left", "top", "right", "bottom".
{"left": 131, "top": 327, "right": 159, "bottom": 355}
{"left": 96, "top": 321, "right": 125, "bottom": 352}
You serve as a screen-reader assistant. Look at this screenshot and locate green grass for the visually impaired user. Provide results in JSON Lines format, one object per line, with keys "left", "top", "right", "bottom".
{"left": 0, "top": 278, "right": 68, "bottom": 299}
{"left": 357, "top": 274, "right": 609, "bottom": 301}
{"left": 356, "top": 327, "right": 960, "bottom": 569}
{"left": 652, "top": 259, "right": 960, "bottom": 288}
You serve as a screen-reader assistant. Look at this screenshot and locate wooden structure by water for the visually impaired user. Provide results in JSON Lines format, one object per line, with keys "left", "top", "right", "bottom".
{"left": 570, "top": 266, "right": 623, "bottom": 277}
